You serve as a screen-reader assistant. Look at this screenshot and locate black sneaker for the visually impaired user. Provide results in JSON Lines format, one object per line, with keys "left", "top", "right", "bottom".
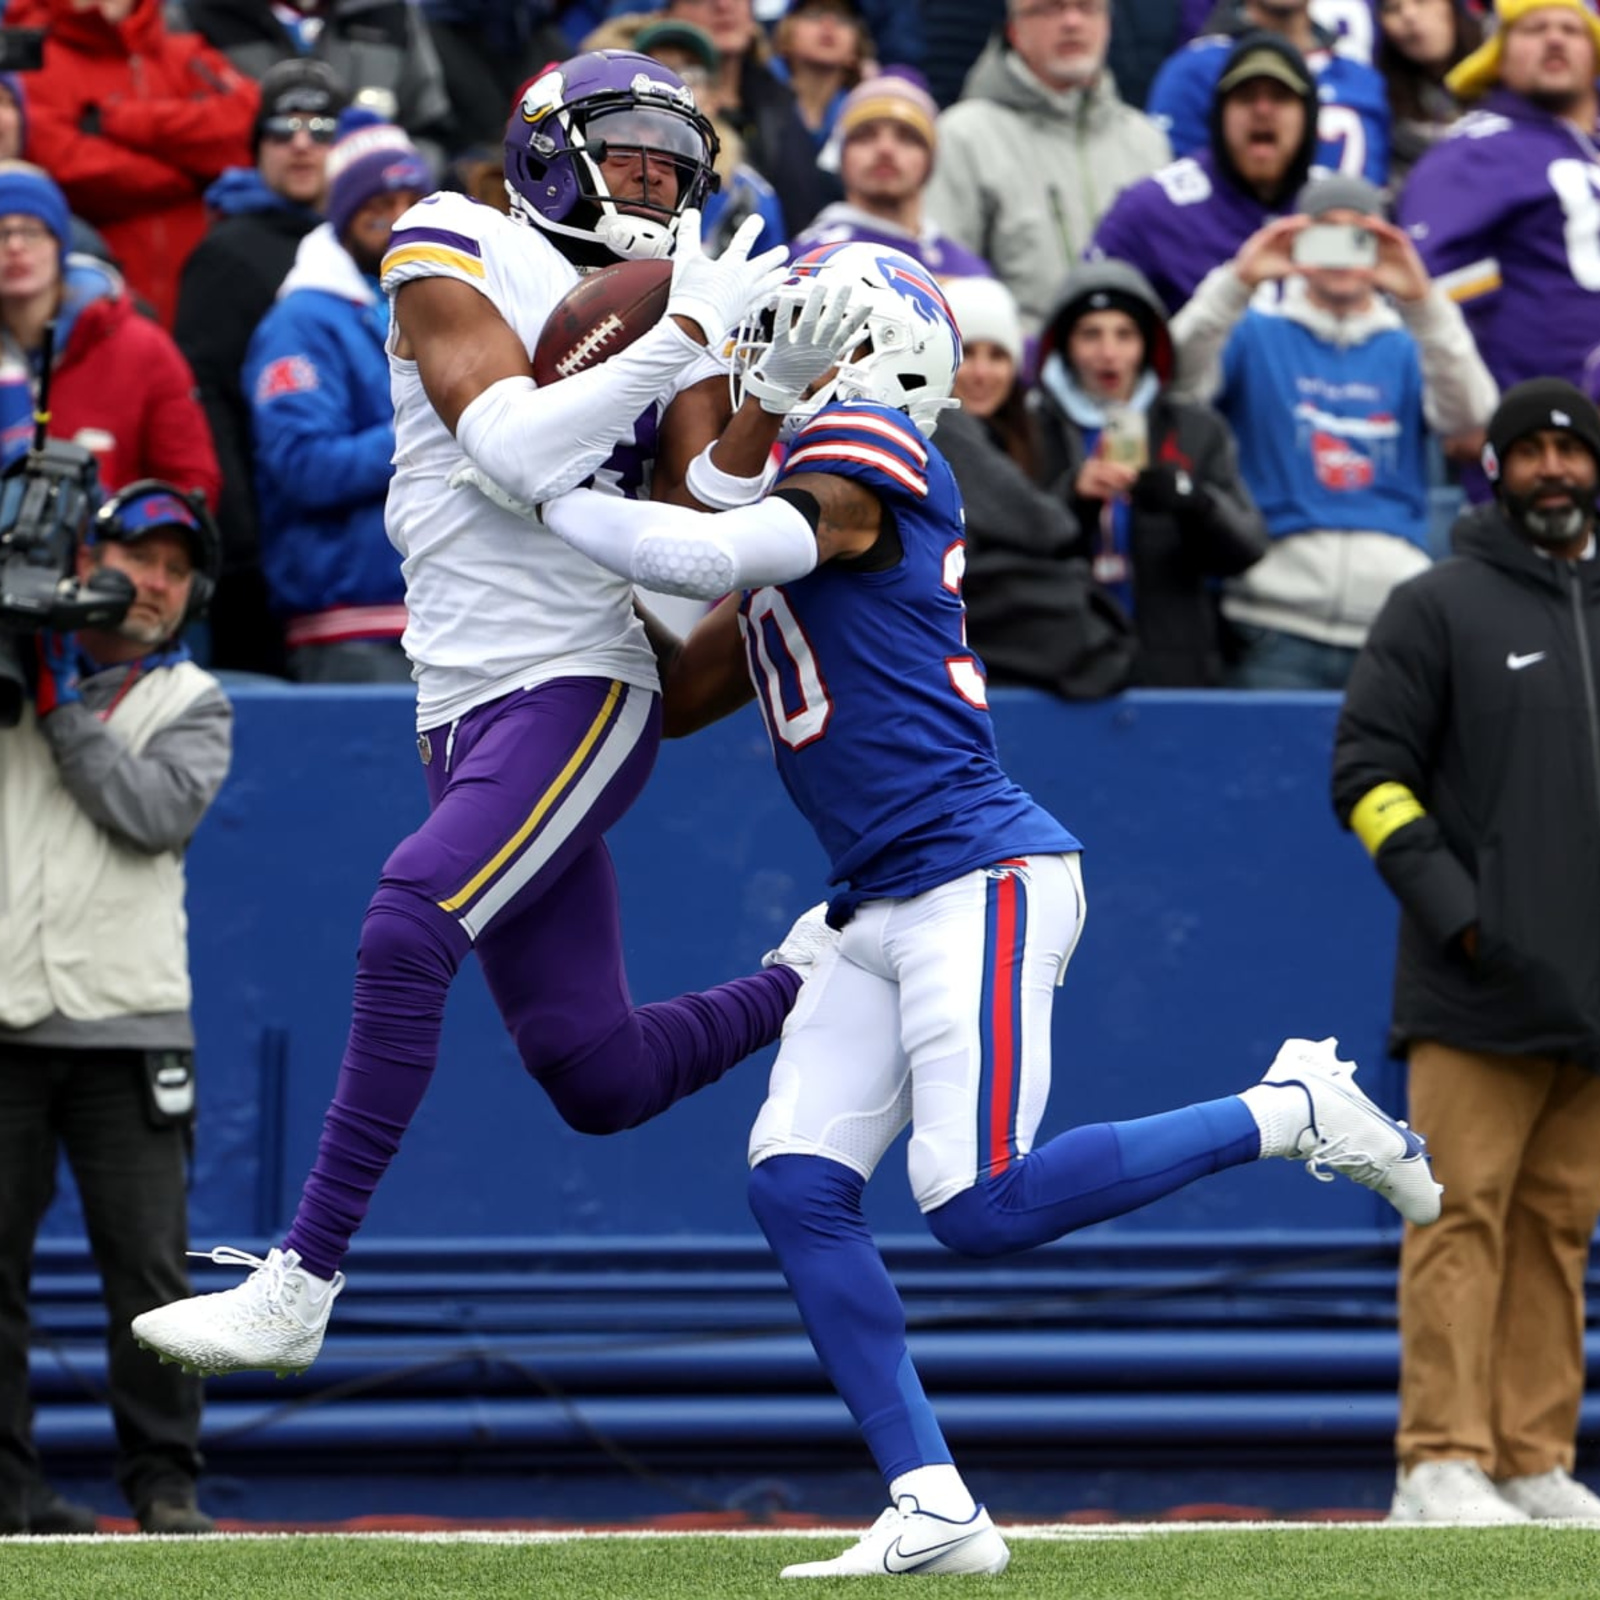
{"left": 136, "top": 1494, "right": 215, "bottom": 1535}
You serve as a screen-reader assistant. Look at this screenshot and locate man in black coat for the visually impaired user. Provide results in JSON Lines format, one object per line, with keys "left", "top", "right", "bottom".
{"left": 173, "top": 59, "right": 349, "bottom": 677}
{"left": 1333, "top": 378, "right": 1600, "bottom": 1528}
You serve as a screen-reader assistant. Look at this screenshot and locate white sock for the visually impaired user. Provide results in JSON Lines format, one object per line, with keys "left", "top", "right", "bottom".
{"left": 1238, "top": 1083, "right": 1312, "bottom": 1159}
{"left": 889, "top": 1465, "right": 977, "bottom": 1521}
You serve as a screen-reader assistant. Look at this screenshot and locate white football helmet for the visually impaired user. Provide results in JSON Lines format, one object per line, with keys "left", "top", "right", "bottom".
{"left": 730, "top": 242, "right": 962, "bottom": 437}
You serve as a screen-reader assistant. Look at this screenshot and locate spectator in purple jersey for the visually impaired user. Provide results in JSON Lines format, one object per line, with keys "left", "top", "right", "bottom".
{"left": 1398, "top": 0, "right": 1600, "bottom": 496}
{"left": 1377, "top": 0, "right": 1483, "bottom": 184}
{"left": 1089, "top": 33, "right": 1318, "bottom": 314}
{"left": 789, "top": 75, "right": 992, "bottom": 281}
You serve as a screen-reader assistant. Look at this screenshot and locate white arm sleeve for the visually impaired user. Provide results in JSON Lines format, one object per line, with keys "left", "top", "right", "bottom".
{"left": 453, "top": 319, "right": 704, "bottom": 507}
{"left": 684, "top": 440, "right": 781, "bottom": 509}
{"left": 541, "top": 488, "right": 819, "bottom": 600}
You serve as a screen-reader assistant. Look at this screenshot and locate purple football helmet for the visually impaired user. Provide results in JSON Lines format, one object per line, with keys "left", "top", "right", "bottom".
{"left": 504, "top": 50, "right": 720, "bottom": 263}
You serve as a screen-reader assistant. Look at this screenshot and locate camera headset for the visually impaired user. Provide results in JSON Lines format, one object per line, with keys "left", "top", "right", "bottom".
{"left": 87, "top": 481, "right": 221, "bottom": 627}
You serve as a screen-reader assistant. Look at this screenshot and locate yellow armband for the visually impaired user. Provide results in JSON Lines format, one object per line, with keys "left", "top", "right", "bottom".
{"left": 1350, "top": 782, "right": 1427, "bottom": 857}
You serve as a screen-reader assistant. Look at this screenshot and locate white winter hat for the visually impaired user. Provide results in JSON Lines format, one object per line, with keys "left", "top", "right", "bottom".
{"left": 941, "top": 274, "right": 1024, "bottom": 368}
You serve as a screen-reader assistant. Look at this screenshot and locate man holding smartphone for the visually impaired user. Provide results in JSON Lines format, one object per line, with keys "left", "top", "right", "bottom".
{"left": 1167, "top": 173, "right": 1498, "bottom": 687}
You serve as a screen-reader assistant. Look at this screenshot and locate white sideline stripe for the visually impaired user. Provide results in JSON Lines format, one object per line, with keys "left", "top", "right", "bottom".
{"left": 10, "top": 1519, "right": 1585, "bottom": 1544}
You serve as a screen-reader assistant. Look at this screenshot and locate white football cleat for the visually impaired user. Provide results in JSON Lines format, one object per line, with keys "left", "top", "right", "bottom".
{"left": 781, "top": 1500, "right": 1010, "bottom": 1579}
{"left": 1389, "top": 1460, "right": 1529, "bottom": 1524}
{"left": 1495, "top": 1467, "right": 1600, "bottom": 1521}
{"left": 1263, "top": 1037, "right": 1442, "bottom": 1226}
{"left": 132, "top": 1246, "right": 344, "bottom": 1377}
{"left": 762, "top": 902, "right": 837, "bottom": 978}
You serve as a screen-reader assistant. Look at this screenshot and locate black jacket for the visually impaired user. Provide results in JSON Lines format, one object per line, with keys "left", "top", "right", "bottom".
{"left": 935, "top": 406, "right": 1138, "bottom": 701}
{"left": 1332, "top": 504, "right": 1600, "bottom": 1069}
{"left": 1031, "top": 390, "right": 1267, "bottom": 687}
{"left": 173, "top": 200, "right": 318, "bottom": 675}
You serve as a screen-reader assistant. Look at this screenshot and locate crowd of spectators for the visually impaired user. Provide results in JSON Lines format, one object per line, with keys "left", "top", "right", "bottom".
{"left": 0, "top": 0, "right": 1589, "bottom": 688}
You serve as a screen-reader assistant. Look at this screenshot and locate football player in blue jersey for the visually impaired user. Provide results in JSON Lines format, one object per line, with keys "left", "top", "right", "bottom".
{"left": 538, "top": 242, "right": 1443, "bottom": 1578}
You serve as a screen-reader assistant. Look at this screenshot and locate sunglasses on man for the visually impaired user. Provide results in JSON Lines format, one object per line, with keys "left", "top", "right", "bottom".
{"left": 262, "top": 114, "right": 339, "bottom": 145}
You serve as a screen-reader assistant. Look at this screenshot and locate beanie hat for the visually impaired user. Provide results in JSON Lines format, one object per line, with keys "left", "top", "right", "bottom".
{"left": 253, "top": 56, "right": 350, "bottom": 157}
{"left": 837, "top": 73, "right": 938, "bottom": 151}
{"left": 941, "top": 274, "right": 1024, "bottom": 367}
{"left": 325, "top": 124, "right": 432, "bottom": 239}
{"left": 1294, "top": 173, "right": 1387, "bottom": 219}
{"left": 1483, "top": 378, "right": 1600, "bottom": 481}
{"left": 1041, "top": 259, "right": 1174, "bottom": 382}
{"left": 0, "top": 165, "right": 70, "bottom": 258}
{"left": 1447, "top": 0, "right": 1600, "bottom": 100}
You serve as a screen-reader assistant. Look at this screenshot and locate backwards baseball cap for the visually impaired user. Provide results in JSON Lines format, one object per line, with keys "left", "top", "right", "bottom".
{"left": 837, "top": 73, "right": 939, "bottom": 151}
{"left": 1216, "top": 39, "right": 1315, "bottom": 98}
{"left": 1448, "top": 0, "right": 1600, "bottom": 100}
{"left": 1483, "top": 378, "right": 1600, "bottom": 481}
{"left": 325, "top": 123, "right": 432, "bottom": 239}
{"left": 0, "top": 161, "right": 70, "bottom": 258}
{"left": 253, "top": 57, "right": 351, "bottom": 156}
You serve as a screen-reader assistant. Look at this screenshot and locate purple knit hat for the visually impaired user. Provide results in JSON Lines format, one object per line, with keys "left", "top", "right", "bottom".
{"left": 325, "top": 123, "right": 431, "bottom": 238}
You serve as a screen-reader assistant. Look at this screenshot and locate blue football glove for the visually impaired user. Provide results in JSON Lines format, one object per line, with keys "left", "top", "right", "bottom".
{"left": 34, "top": 631, "right": 81, "bottom": 718}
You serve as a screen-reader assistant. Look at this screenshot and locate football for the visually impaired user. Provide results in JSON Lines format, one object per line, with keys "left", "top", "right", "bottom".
{"left": 531, "top": 258, "right": 674, "bottom": 385}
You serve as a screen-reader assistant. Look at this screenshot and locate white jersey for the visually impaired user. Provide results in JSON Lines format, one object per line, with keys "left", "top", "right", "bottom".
{"left": 380, "top": 192, "right": 704, "bottom": 730}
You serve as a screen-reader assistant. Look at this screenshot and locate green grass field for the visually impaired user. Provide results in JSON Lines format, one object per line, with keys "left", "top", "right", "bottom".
{"left": 5, "top": 1525, "right": 1599, "bottom": 1600}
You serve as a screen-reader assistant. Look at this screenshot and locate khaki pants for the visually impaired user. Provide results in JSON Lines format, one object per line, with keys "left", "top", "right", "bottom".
{"left": 1398, "top": 1041, "right": 1600, "bottom": 1476}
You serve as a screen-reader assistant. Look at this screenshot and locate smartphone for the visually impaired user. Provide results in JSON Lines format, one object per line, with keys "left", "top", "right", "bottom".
{"left": 1292, "top": 223, "right": 1378, "bottom": 271}
{"left": 1100, "top": 406, "right": 1149, "bottom": 471}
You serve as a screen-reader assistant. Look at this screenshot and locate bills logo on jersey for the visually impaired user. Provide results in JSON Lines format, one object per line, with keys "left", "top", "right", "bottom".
{"left": 1311, "top": 430, "right": 1374, "bottom": 490}
{"left": 255, "top": 355, "right": 319, "bottom": 403}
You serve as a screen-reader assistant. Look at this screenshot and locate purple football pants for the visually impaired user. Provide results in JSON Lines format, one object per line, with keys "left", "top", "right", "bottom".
{"left": 282, "top": 677, "right": 800, "bottom": 1279}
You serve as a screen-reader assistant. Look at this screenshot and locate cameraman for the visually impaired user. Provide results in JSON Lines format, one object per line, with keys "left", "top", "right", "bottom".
{"left": 0, "top": 483, "right": 230, "bottom": 1535}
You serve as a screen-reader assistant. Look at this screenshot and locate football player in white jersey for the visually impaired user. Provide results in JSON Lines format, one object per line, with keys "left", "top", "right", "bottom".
{"left": 131, "top": 50, "right": 866, "bottom": 1380}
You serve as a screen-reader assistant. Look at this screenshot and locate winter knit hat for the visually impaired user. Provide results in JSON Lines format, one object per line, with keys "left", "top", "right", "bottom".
{"left": 1447, "top": 0, "right": 1600, "bottom": 100}
{"left": 1483, "top": 378, "right": 1600, "bottom": 482}
{"left": 941, "top": 274, "right": 1024, "bottom": 367}
{"left": 252, "top": 57, "right": 351, "bottom": 157}
{"left": 1294, "top": 173, "right": 1387, "bottom": 219}
{"left": 325, "top": 124, "right": 432, "bottom": 240}
{"left": 0, "top": 163, "right": 70, "bottom": 259}
{"left": 836, "top": 73, "right": 938, "bottom": 150}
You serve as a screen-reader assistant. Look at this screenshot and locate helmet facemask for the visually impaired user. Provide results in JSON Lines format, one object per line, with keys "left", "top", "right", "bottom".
{"left": 506, "top": 57, "right": 720, "bottom": 264}
{"left": 729, "top": 245, "right": 963, "bottom": 438}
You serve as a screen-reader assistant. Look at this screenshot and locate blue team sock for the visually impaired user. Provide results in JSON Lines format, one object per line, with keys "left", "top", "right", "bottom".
{"left": 927, "top": 1096, "right": 1261, "bottom": 1258}
{"left": 749, "top": 1154, "right": 952, "bottom": 1483}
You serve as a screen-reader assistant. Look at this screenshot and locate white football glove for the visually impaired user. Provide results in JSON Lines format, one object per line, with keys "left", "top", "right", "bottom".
{"left": 666, "top": 210, "right": 791, "bottom": 350}
{"left": 740, "top": 280, "right": 872, "bottom": 416}
{"left": 448, "top": 462, "right": 540, "bottom": 521}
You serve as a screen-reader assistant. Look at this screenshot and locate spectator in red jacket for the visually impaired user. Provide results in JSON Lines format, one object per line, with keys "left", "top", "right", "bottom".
{"left": 0, "top": 164, "right": 221, "bottom": 504}
{"left": 11, "top": 0, "right": 259, "bottom": 328}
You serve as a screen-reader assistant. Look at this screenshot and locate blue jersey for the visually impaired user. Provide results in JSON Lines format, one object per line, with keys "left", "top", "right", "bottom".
{"left": 739, "top": 400, "right": 1081, "bottom": 921}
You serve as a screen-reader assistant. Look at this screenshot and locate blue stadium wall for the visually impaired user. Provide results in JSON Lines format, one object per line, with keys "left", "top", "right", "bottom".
{"left": 30, "top": 687, "right": 1600, "bottom": 1522}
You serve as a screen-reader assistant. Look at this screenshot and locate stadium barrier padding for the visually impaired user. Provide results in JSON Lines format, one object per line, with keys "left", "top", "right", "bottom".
{"left": 33, "top": 687, "right": 1575, "bottom": 1512}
